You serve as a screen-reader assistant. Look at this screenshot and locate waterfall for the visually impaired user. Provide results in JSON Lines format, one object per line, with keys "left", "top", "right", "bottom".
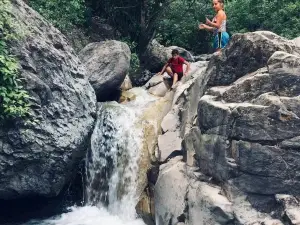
{"left": 24, "top": 88, "right": 156, "bottom": 225}
{"left": 86, "top": 101, "right": 143, "bottom": 219}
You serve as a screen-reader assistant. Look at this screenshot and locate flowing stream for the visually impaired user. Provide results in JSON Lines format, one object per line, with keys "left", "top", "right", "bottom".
{"left": 24, "top": 88, "right": 157, "bottom": 225}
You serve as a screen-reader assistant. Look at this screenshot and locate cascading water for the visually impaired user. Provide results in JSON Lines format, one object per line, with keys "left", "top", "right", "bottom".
{"left": 23, "top": 88, "right": 157, "bottom": 225}
{"left": 86, "top": 101, "right": 143, "bottom": 218}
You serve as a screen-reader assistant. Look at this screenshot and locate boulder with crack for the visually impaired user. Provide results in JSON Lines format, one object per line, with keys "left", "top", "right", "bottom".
{"left": 0, "top": 0, "right": 96, "bottom": 200}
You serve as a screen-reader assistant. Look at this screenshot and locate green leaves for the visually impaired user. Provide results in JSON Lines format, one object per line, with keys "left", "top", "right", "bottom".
{"left": 226, "top": 0, "right": 300, "bottom": 39}
{"left": 28, "top": 0, "right": 86, "bottom": 31}
{"left": 156, "top": 0, "right": 212, "bottom": 54}
{"left": 0, "top": 0, "right": 31, "bottom": 122}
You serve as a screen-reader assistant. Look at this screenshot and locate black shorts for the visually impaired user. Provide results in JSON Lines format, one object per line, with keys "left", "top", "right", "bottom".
{"left": 171, "top": 70, "right": 183, "bottom": 80}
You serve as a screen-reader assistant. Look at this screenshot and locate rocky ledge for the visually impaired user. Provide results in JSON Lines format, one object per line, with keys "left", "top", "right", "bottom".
{"left": 139, "top": 31, "right": 300, "bottom": 225}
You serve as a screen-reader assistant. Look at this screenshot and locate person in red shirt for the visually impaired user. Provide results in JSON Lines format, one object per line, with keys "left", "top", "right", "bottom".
{"left": 157, "top": 49, "right": 190, "bottom": 89}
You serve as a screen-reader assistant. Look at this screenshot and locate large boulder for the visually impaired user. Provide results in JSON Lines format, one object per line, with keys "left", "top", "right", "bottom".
{"left": 207, "top": 31, "right": 300, "bottom": 86}
{"left": 79, "top": 40, "right": 131, "bottom": 101}
{"left": 0, "top": 0, "right": 96, "bottom": 200}
{"left": 188, "top": 50, "right": 300, "bottom": 224}
{"left": 140, "top": 39, "right": 194, "bottom": 72}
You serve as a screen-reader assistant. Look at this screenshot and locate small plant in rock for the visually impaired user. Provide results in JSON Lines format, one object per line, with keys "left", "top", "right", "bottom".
{"left": 0, "top": 0, "right": 31, "bottom": 122}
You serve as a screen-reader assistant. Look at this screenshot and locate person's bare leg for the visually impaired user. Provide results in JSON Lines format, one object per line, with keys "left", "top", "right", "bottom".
{"left": 165, "top": 66, "right": 173, "bottom": 76}
{"left": 162, "top": 66, "right": 173, "bottom": 89}
{"left": 171, "top": 73, "right": 178, "bottom": 89}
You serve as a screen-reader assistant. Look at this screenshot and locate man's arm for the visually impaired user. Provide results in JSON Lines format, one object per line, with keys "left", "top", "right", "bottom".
{"left": 158, "top": 62, "right": 169, "bottom": 75}
{"left": 183, "top": 60, "right": 190, "bottom": 75}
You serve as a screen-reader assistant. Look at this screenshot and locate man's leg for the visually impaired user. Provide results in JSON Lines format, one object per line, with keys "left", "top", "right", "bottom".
{"left": 171, "top": 73, "right": 178, "bottom": 89}
{"left": 162, "top": 66, "right": 173, "bottom": 89}
{"left": 165, "top": 66, "right": 173, "bottom": 76}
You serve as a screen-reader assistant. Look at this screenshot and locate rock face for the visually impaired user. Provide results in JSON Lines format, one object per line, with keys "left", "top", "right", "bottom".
{"left": 207, "top": 31, "right": 300, "bottom": 86}
{"left": 153, "top": 31, "right": 300, "bottom": 225}
{"left": 141, "top": 39, "right": 194, "bottom": 72}
{"left": 0, "top": 0, "right": 96, "bottom": 200}
{"left": 198, "top": 51, "right": 300, "bottom": 196}
{"left": 79, "top": 40, "right": 131, "bottom": 101}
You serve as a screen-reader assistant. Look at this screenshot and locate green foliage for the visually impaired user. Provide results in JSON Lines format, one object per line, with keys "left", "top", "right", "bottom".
{"left": 86, "top": 0, "right": 173, "bottom": 54}
{"left": 28, "top": 0, "right": 87, "bottom": 31}
{"left": 121, "top": 37, "right": 140, "bottom": 73}
{"left": 226, "top": 0, "right": 300, "bottom": 38}
{"left": 156, "top": 0, "right": 212, "bottom": 54}
{"left": 0, "top": 0, "right": 30, "bottom": 121}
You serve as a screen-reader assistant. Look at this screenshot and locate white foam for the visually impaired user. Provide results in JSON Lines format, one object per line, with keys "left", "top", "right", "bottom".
{"left": 45, "top": 206, "right": 145, "bottom": 225}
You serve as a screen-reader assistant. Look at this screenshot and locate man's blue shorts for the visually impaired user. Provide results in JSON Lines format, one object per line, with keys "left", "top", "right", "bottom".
{"left": 213, "top": 32, "right": 230, "bottom": 49}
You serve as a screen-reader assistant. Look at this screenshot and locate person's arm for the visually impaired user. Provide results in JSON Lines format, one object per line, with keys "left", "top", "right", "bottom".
{"left": 199, "top": 23, "right": 215, "bottom": 31}
{"left": 157, "top": 62, "right": 169, "bottom": 75}
{"left": 183, "top": 60, "right": 190, "bottom": 76}
{"left": 206, "top": 11, "right": 224, "bottom": 29}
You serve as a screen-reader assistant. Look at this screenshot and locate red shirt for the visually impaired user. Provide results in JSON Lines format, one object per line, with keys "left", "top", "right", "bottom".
{"left": 168, "top": 56, "right": 185, "bottom": 73}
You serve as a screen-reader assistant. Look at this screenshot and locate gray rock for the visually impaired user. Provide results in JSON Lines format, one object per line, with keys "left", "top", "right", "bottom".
{"left": 187, "top": 181, "right": 234, "bottom": 225}
{"left": 182, "top": 127, "right": 201, "bottom": 166}
{"left": 179, "top": 37, "right": 300, "bottom": 221}
{"left": 0, "top": 0, "right": 96, "bottom": 199}
{"left": 194, "top": 54, "right": 212, "bottom": 62}
{"left": 154, "top": 158, "right": 188, "bottom": 225}
{"left": 161, "top": 111, "right": 180, "bottom": 133}
{"left": 79, "top": 40, "right": 131, "bottom": 101}
{"left": 276, "top": 194, "right": 300, "bottom": 225}
{"left": 141, "top": 39, "right": 194, "bottom": 72}
{"left": 148, "top": 82, "right": 169, "bottom": 97}
{"left": 268, "top": 51, "right": 300, "bottom": 97}
{"left": 145, "top": 74, "right": 164, "bottom": 89}
{"left": 120, "top": 75, "right": 132, "bottom": 91}
{"left": 130, "top": 69, "right": 155, "bottom": 86}
{"left": 158, "top": 132, "right": 182, "bottom": 162}
{"left": 294, "top": 36, "right": 300, "bottom": 48}
{"left": 207, "top": 31, "right": 299, "bottom": 86}
{"left": 171, "top": 61, "right": 209, "bottom": 137}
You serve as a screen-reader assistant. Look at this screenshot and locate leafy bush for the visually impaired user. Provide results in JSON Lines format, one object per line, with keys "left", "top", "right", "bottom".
{"left": 0, "top": 0, "right": 30, "bottom": 121}
{"left": 121, "top": 37, "right": 140, "bottom": 73}
{"left": 28, "top": 0, "right": 87, "bottom": 31}
{"left": 226, "top": 0, "right": 300, "bottom": 39}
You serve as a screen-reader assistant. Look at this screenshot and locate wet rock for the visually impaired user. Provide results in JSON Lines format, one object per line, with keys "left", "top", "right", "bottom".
{"left": 130, "top": 70, "right": 155, "bottom": 87}
{"left": 119, "top": 91, "right": 136, "bottom": 103}
{"left": 0, "top": 0, "right": 96, "bottom": 200}
{"left": 145, "top": 75, "right": 164, "bottom": 89}
{"left": 79, "top": 40, "right": 131, "bottom": 101}
{"left": 120, "top": 75, "right": 132, "bottom": 91}
{"left": 148, "top": 82, "right": 169, "bottom": 97}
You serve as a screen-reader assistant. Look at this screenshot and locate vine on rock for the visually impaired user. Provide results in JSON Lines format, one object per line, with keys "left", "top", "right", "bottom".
{"left": 0, "top": 0, "right": 31, "bottom": 123}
